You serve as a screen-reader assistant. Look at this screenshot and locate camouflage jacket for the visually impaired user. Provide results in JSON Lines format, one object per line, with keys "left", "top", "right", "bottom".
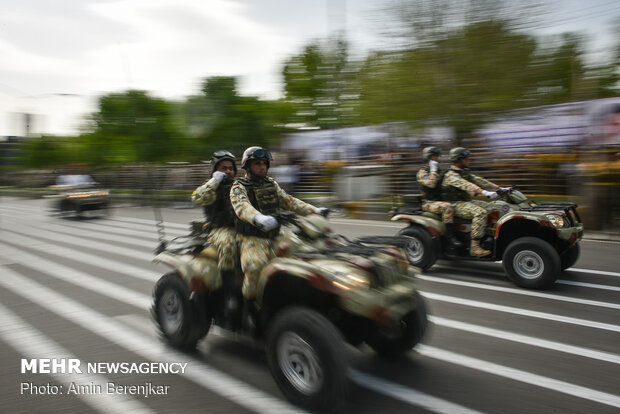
{"left": 416, "top": 166, "right": 443, "bottom": 201}
{"left": 230, "top": 175, "right": 316, "bottom": 228}
{"left": 442, "top": 167, "right": 497, "bottom": 201}
{"left": 191, "top": 176, "right": 235, "bottom": 228}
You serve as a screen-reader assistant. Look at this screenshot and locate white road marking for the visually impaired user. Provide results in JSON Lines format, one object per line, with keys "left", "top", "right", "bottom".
{"left": 1, "top": 231, "right": 159, "bottom": 282}
{"left": 0, "top": 303, "right": 156, "bottom": 414}
{"left": 418, "top": 345, "right": 620, "bottom": 409}
{"left": 570, "top": 268, "right": 620, "bottom": 278}
{"left": 349, "top": 369, "right": 487, "bottom": 414}
{"left": 0, "top": 243, "right": 152, "bottom": 310}
{"left": 0, "top": 268, "right": 310, "bottom": 414}
{"left": 418, "top": 274, "right": 620, "bottom": 310}
{"left": 429, "top": 316, "right": 620, "bottom": 364}
{"left": 422, "top": 291, "right": 620, "bottom": 332}
{"left": 557, "top": 280, "right": 620, "bottom": 291}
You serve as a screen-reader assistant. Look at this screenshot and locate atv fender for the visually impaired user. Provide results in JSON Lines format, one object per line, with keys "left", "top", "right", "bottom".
{"left": 391, "top": 214, "right": 445, "bottom": 237}
{"left": 153, "top": 251, "right": 220, "bottom": 292}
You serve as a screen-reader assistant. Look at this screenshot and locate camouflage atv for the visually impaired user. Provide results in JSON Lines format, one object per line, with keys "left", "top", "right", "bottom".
{"left": 385, "top": 188, "right": 583, "bottom": 289}
{"left": 151, "top": 212, "right": 427, "bottom": 411}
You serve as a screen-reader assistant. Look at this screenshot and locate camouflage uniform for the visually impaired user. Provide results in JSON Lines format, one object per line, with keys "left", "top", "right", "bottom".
{"left": 441, "top": 167, "right": 496, "bottom": 239}
{"left": 416, "top": 166, "right": 454, "bottom": 224}
{"left": 192, "top": 177, "right": 238, "bottom": 272}
{"left": 230, "top": 176, "right": 316, "bottom": 299}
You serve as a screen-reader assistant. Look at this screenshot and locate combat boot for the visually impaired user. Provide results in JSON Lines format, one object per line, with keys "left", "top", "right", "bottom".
{"left": 470, "top": 239, "right": 491, "bottom": 257}
{"left": 445, "top": 226, "right": 464, "bottom": 249}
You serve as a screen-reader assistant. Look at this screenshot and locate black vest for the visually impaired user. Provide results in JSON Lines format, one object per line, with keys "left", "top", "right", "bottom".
{"left": 442, "top": 168, "right": 474, "bottom": 201}
{"left": 203, "top": 181, "right": 235, "bottom": 229}
{"left": 418, "top": 166, "right": 444, "bottom": 201}
{"left": 234, "top": 176, "right": 280, "bottom": 238}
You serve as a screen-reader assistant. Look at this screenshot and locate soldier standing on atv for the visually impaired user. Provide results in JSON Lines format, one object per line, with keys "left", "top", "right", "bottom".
{"left": 441, "top": 147, "right": 503, "bottom": 257}
{"left": 230, "top": 146, "right": 328, "bottom": 318}
{"left": 191, "top": 150, "right": 239, "bottom": 298}
{"left": 416, "top": 146, "right": 463, "bottom": 248}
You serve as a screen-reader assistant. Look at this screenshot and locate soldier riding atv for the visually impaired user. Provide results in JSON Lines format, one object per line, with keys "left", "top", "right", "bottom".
{"left": 382, "top": 147, "right": 583, "bottom": 289}
{"left": 151, "top": 212, "right": 427, "bottom": 411}
{"left": 153, "top": 147, "right": 428, "bottom": 411}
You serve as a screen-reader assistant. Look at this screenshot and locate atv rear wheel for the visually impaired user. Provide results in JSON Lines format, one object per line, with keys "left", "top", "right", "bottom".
{"left": 503, "top": 237, "right": 560, "bottom": 289}
{"left": 560, "top": 243, "right": 580, "bottom": 271}
{"left": 398, "top": 226, "right": 438, "bottom": 270}
{"left": 152, "top": 272, "right": 210, "bottom": 349}
{"left": 266, "top": 307, "right": 348, "bottom": 412}
{"left": 367, "top": 294, "right": 428, "bottom": 358}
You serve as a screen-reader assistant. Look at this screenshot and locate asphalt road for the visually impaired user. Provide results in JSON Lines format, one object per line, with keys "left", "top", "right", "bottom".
{"left": 1, "top": 197, "right": 619, "bottom": 414}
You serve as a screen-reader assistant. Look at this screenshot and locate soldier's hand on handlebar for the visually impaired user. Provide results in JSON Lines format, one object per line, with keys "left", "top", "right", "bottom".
{"left": 254, "top": 214, "right": 278, "bottom": 231}
{"left": 496, "top": 187, "right": 513, "bottom": 196}
{"left": 313, "top": 207, "right": 330, "bottom": 217}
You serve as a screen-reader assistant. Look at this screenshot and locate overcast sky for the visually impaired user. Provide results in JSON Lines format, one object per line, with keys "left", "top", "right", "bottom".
{"left": 0, "top": 0, "right": 618, "bottom": 136}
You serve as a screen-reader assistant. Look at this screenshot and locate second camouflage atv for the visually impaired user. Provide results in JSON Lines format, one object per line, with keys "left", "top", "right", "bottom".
{"left": 371, "top": 188, "right": 583, "bottom": 289}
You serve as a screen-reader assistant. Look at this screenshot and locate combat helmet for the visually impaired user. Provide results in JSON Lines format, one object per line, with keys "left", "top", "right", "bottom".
{"left": 241, "top": 146, "right": 273, "bottom": 170}
{"left": 449, "top": 147, "right": 471, "bottom": 163}
{"left": 422, "top": 146, "right": 442, "bottom": 161}
{"left": 211, "top": 150, "right": 237, "bottom": 174}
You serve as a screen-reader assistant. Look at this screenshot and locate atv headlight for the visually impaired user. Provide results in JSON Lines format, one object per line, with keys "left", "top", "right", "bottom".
{"left": 331, "top": 273, "right": 370, "bottom": 290}
{"left": 546, "top": 214, "right": 565, "bottom": 228}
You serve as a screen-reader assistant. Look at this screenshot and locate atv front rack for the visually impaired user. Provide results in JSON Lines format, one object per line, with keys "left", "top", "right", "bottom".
{"left": 520, "top": 202, "right": 581, "bottom": 225}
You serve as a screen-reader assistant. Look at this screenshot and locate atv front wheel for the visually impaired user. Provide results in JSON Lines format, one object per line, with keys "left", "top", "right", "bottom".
{"left": 266, "top": 307, "right": 348, "bottom": 412}
{"left": 152, "top": 272, "right": 210, "bottom": 349}
{"left": 398, "top": 226, "right": 438, "bottom": 270}
{"left": 503, "top": 237, "right": 560, "bottom": 289}
{"left": 367, "top": 294, "right": 428, "bottom": 358}
{"left": 560, "top": 243, "right": 580, "bottom": 271}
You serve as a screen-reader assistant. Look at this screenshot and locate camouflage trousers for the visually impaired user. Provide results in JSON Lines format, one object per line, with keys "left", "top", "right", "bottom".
{"left": 453, "top": 201, "right": 488, "bottom": 239}
{"left": 208, "top": 227, "right": 238, "bottom": 272}
{"left": 422, "top": 200, "right": 454, "bottom": 223}
{"left": 238, "top": 235, "right": 276, "bottom": 299}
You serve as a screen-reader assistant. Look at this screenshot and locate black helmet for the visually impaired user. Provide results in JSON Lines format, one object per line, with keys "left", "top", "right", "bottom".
{"left": 211, "top": 150, "right": 237, "bottom": 174}
{"left": 423, "top": 146, "right": 442, "bottom": 161}
{"left": 449, "top": 147, "right": 471, "bottom": 163}
{"left": 241, "top": 146, "right": 273, "bottom": 170}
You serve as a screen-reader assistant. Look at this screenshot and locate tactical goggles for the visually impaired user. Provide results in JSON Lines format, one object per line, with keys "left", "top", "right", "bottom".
{"left": 213, "top": 150, "right": 235, "bottom": 159}
{"left": 249, "top": 149, "right": 273, "bottom": 161}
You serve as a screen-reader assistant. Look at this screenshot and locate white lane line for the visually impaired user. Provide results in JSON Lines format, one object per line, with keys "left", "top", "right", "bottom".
{"left": 418, "top": 274, "right": 620, "bottom": 310}
{"left": 0, "top": 303, "right": 156, "bottom": 414}
{"left": 429, "top": 316, "right": 620, "bottom": 365}
{"left": 3, "top": 224, "right": 153, "bottom": 262}
{"left": 422, "top": 291, "right": 620, "bottom": 333}
{"left": 570, "top": 268, "right": 620, "bottom": 278}
{"left": 6, "top": 239, "right": 619, "bottom": 367}
{"left": 1, "top": 231, "right": 159, "bottom": 282}
{"left": 349, "top": 369, "right": 486, "bottom": 414}
{"left": 3, "top": 249, "right": 619, "bottom": 413}
{"left": 110, "top": 215, "right": 189, "bottom": 230}
{"left": 557, "top": 280, "right": 620, "bottom": 292}
{"left": 418, "top": 345, "right": 620, "bottom": 409}
{"left": 35, "top": 221, "right": 156, "bottom": 249}
{"left": 0, "top": 267, "right": 309, "bottom": 414}
{"left": 0, "top": 243, "right": 151, "bottom": 310}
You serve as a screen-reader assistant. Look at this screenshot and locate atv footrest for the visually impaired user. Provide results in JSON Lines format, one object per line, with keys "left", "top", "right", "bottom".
{"left": 356, "top": 236, "right": 412, "bottom": 248}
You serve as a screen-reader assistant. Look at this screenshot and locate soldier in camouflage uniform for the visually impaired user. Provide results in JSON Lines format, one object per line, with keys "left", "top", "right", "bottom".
{"left": 441, "top": 147, "right": 504, "bottom": 257}
{"left": 230, "top": 146, "right": 328, "bottom": 307}
{"left": 191, "top": 150, "right": 239, "bottom": 293}
{"left": 416, "top": 146, "right": 462, "bottom": 248}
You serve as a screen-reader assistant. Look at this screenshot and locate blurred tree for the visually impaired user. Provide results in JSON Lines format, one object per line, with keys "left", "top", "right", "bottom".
{"left": 86, "top": 90, "right": 184, "bottom": 164}
{"left": 183, "top": 76, "right": 295, "bottom": 159}
{"left": 282, "top": 38, "right": 359, "bottom": 129}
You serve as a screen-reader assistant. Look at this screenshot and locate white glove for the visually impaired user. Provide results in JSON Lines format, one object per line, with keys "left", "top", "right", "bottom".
{"left": 482, "top": 190, "right": 498, "bottom": 199}
{"left": 314, "top": 207, "right": 329, "bottom": 217}
{"left": 429, "top": 160, "right": 439, "bottom": 173}
{"left": 254, "top": 214, "right": 278, "bottom": 231}
{"left": 500, "top": 187, "right": 511, "bottom": 192}
{"left": 212, "top": 171, "right": 227, "bottom": 183}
